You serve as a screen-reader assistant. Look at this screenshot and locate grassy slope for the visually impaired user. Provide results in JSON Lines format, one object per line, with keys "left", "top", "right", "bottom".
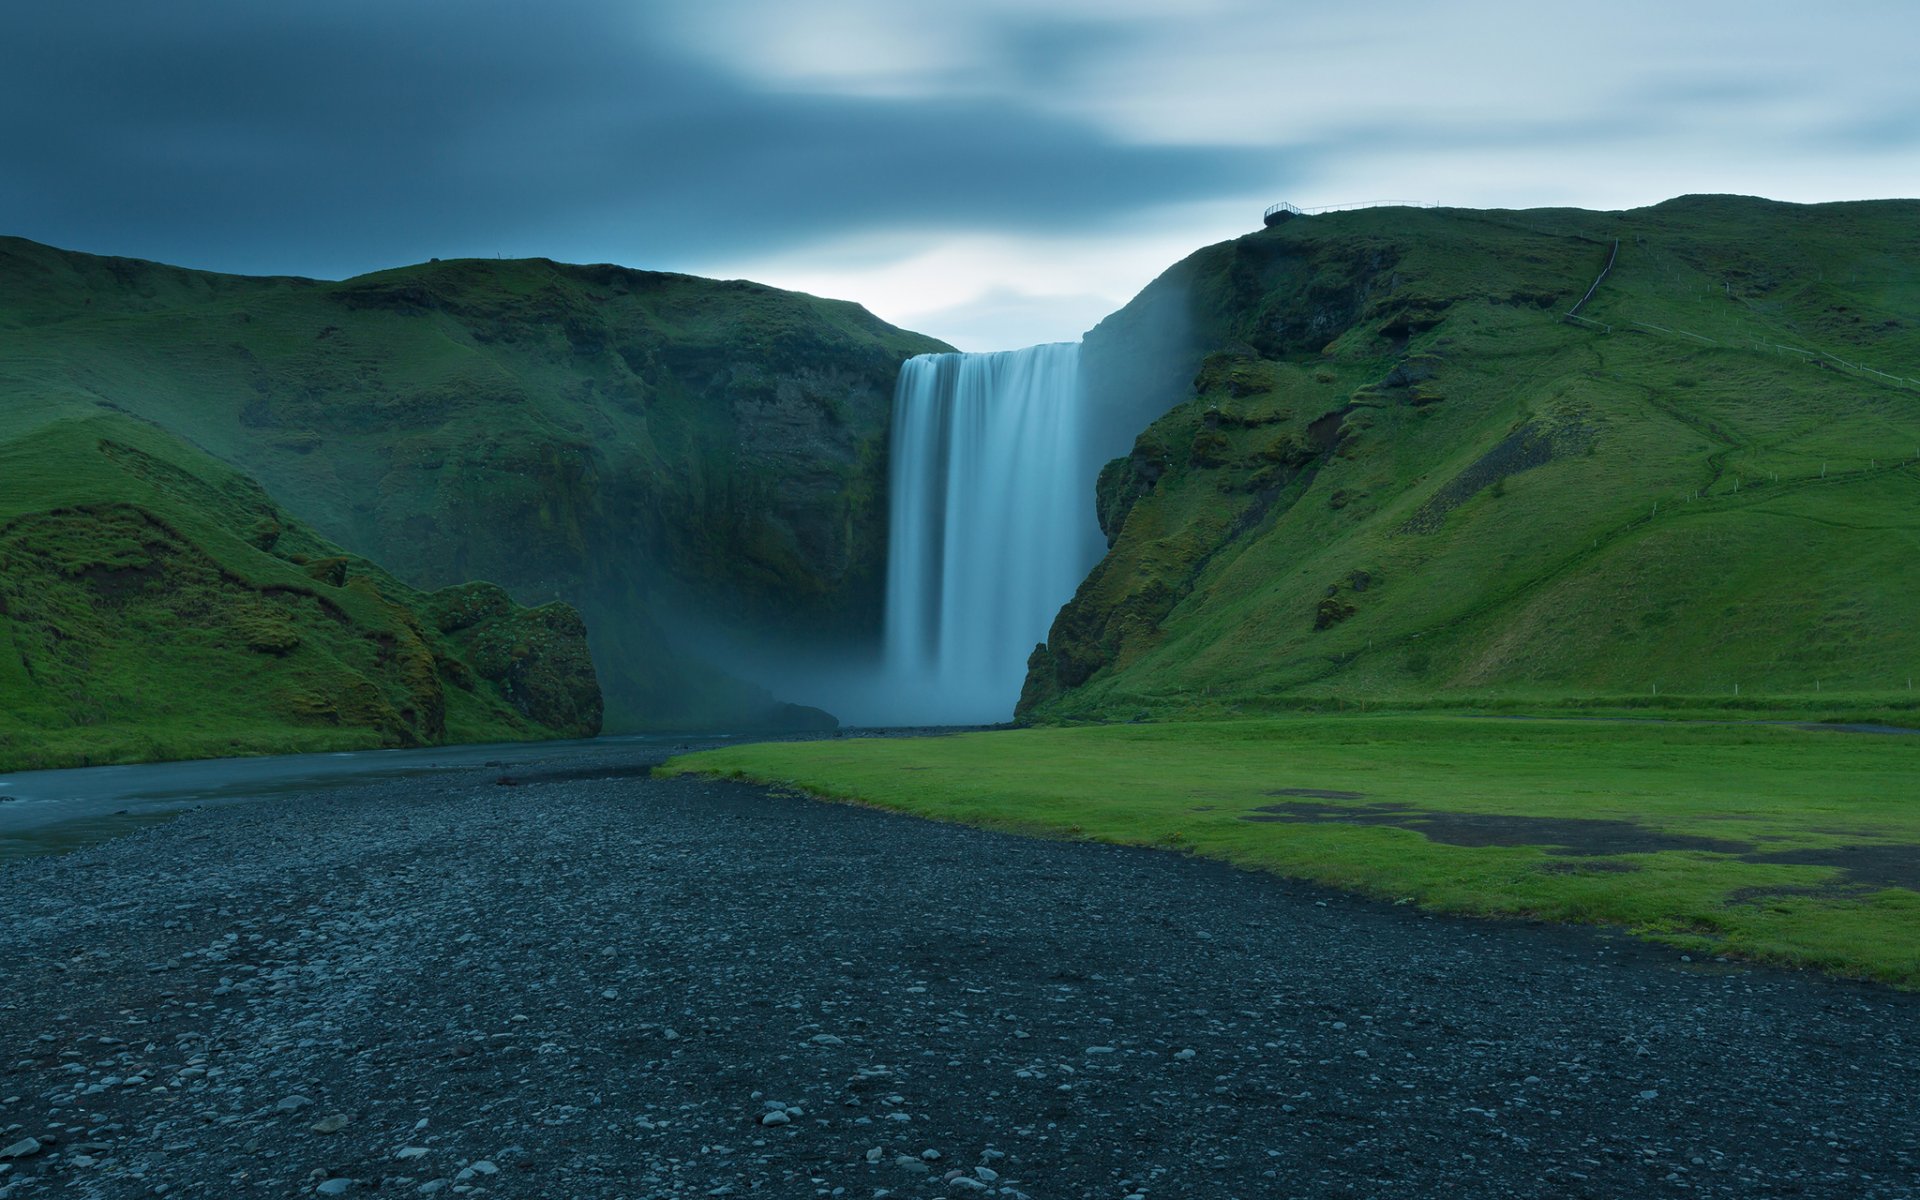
{"left": 0, "top": 395, "right": 600, "bottom": 772}
{"left": 0, "top": 238, "right": 951, "bottom": 729}
{"left": 663, "top": 718, "right": 1920, "bottom": 988}
{"left": 1023, "top": 196, "right": 1920, "bottom": 723}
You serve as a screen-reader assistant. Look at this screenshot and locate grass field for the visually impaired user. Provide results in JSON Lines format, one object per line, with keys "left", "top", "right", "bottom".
{"left": 661, "top": 716, "right": 1920, "bottom": 988}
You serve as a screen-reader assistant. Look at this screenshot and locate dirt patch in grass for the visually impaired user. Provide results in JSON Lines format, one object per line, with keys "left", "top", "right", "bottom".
{"left": 1538, "top": 859, "right": 1645, "bottom": 875}
{"left": 1397, "top": 417, "right": 1593, "bottom": 535}
{"left": 1725, "top": 882, "right": 1875, "bottom": 906}
{"left": 1241, "top": 800, "right": 1753, "bottom": 856}
{"left": 1741, "top": 844, "right": 1920, "bottom": 893}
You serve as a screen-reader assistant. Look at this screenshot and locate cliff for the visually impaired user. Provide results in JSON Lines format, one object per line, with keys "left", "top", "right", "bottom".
{"left": 0, "top": 241, "right": 952, "bottom": 730}
{"left": 0, "top": 400, "right": 600, "bottom": 772}
{"left": 1022, "top": 195, "right": 1920, "bottom": 720}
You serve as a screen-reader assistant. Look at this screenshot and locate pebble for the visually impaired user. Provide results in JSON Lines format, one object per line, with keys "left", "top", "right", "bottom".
{"left": 0, "top": 751, "right": 1913, "bottom": 1200}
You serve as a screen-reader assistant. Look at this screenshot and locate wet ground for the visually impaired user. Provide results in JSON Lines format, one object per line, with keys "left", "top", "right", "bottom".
{"left": 0, "top": 738, "right": 1916, "bottom": 1199}
{"left": 1242, "top": 797, "right": 1920, "bottom": 892}
{"left": 0, "top": 735, "right": 703, "bottom": 862}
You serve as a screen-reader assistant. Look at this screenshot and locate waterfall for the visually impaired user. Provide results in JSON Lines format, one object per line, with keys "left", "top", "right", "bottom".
{"left": 881, "top": 343, "right": 1103, "bottom": 724}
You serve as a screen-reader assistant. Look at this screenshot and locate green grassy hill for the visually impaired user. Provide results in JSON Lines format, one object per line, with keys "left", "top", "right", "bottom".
{"left": 0, "top": 238, "right": 950, "bottom": 730}
{"left": 0, "top": 396, "right": 600, "bottom": 772}
{"left": 1022, "top": 195, "right": 1920, "bottom": 722}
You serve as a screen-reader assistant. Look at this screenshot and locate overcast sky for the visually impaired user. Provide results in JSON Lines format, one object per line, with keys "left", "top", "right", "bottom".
{"left": 4, "top": 0, "right": 1916, "bottom": 349}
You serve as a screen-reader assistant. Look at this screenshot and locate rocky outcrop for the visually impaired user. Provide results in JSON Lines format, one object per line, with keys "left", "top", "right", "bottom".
{"left": 0, "top": 410, "right": 600, "bottom": 772}
{"left": 429, "top": 582, "right": 602, "bottom": 737}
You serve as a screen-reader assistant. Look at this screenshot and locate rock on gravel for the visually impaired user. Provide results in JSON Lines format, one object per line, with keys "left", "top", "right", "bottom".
{"left": 0, "top": 739, "right": 1916, "bottom": 1198}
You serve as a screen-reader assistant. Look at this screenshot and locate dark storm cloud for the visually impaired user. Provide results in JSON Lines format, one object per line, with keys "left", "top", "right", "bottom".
{"left": 0, "top": 0, "right": 1282, "bottom": 278}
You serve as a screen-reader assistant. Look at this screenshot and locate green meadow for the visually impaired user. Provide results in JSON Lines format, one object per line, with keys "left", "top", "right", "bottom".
{"left": 662, "top": 716, "right": 1920, "bottom": 988}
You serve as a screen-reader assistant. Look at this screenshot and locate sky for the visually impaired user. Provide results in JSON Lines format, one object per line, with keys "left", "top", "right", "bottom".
{"left": 4, "top": 0, "right": 1917, "bottom": 350}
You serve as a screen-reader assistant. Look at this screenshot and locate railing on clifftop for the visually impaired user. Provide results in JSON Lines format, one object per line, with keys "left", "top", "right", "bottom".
{"left": 1264, "top": 199, "right": 1437, "bottom": 227}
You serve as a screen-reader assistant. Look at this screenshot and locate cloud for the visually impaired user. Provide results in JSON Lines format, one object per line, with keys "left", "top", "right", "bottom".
{"left": 0, "top": 0, "right": 1284, "bottom": 283}
{"left": 665, "top": 0, "right": 1919, "bottom": 146}
{"left": 0, "top": 0, "right": 1913, "bottom": 348}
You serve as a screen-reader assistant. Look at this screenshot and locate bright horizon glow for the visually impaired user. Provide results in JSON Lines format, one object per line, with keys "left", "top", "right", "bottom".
{"left": 703, "top": 156, "right": 1919, "bottom": 350}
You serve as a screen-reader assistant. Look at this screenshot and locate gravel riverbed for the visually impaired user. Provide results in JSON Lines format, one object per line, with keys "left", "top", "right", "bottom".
{"left": 0, "top": 739, "right": 1915, "bottom": 1199}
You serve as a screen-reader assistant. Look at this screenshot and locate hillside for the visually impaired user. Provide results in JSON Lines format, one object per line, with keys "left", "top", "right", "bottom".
{"left": 0, "top": 239, "right": 951, "bottom": 730}
{"left": 1021, "top": 195, "right": 1920, "bottom": 721}
{"left": 0, "top": 396, "right": 600, "bottom": 772}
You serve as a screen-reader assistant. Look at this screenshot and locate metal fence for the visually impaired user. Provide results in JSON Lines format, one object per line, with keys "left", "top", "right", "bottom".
{"left": 1264, "top": 199, "right": 1438, "bottom": 222}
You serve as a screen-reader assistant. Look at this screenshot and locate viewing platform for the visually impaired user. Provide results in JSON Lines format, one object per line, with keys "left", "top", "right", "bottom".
{"left": 1263, "top": 199, "right": 1438, "bottom": 228}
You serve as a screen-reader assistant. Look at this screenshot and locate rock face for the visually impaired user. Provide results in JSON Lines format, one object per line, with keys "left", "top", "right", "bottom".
{"left": 0, "top": 241, "right": 951, "bottom": 730}
{"left": 428, "top": 582, "right": 603, "bottom": 738}
{"left": 0, "top": 405, "right": 600, "bottom": 772}
{"left": 1021, "top": 196, "right": 1920, "bottom": 720}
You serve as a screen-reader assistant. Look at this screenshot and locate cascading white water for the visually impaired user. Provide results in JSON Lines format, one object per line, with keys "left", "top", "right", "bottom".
{"left": 881, "top": 343, "right": 1103, "bottom": 724}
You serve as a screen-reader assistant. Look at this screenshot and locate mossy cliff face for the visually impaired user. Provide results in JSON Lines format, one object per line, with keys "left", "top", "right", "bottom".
{"left": 0, "top": 244, "right": 951, "bottom": 729}
{"left": 427, "top": 582, "right": 600, "bottom": 736}
{"left": 1023, "top": 196, "right": 1920, "bottom": 721}
{"left": 0, "top": 403, "right": 599, "bottom": 772}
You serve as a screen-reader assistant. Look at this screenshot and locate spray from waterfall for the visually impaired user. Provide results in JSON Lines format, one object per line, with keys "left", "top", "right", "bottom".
{"left": 879, "top": 343, "right": 1103, "bottom": 724}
